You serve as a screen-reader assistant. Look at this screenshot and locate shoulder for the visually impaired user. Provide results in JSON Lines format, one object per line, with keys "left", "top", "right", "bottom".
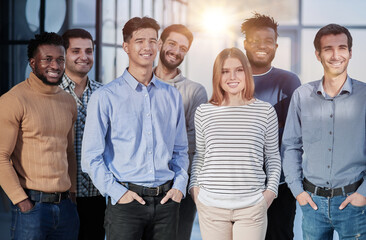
{"left": 155, "top": 78, "right": 181, "bottom": 96}
{"left": 252, "top": 99, "right": 276, "bottom": 112}
{"left": 89, "top": 79, "right": 103, "bottom": 90}
{"left": 93, "top": 76, "right": 123, "bottom": 97}
{"left": 272, "top": 67, "right": 299, "bottom": 80}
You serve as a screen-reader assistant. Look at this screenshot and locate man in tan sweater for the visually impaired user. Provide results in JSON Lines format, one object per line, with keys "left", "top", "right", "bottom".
{"left": 0, "top": 32, "right": 79, "bottom": 239}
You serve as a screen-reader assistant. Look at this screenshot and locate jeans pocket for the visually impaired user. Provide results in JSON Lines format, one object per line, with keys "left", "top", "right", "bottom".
{"left": 19, "top": 201, "right": 39, "bottom": 214}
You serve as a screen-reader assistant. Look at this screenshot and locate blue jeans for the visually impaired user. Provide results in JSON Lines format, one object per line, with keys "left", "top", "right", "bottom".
{"left": 11, "top": 198, "right": 79, "bottom": 240}
{"left": 300, "top": 192, "right": 366, "bottom": 240}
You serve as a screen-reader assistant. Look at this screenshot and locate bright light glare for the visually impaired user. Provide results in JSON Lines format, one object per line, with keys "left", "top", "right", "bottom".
{"left": 201, "top": 7, "right": 231, "bottom": 34}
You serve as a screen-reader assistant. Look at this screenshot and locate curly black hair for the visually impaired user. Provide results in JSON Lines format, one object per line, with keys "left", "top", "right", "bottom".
{"left": 27, "top": 32, "right": 64, "bottom": 61}
{"left": 241, "top": 13, "right": 279, "bottom": 39}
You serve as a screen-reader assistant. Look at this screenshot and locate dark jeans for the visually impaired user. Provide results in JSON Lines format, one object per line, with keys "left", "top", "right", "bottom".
{"left": 104, "top": 196, "right": 180, "bottom": 240}
{"left": 301, "top": 191, "right": 366, "bottom": 240}
{"left": 11, "top": 198, "right": 79, "bottom": 240}
{"left": 76, "top": 195, "right": 106, "bottom": 240}
{"left": 265, "top": 183, "right": 296, "bottom": 240}
{"left": 177, "top": 194, "right": 196, "bottom": 240}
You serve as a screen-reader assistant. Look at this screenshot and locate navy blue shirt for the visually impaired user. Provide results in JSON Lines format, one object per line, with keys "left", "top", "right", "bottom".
{"left": 254, "top": 67, "right": 301, "bottom": 183}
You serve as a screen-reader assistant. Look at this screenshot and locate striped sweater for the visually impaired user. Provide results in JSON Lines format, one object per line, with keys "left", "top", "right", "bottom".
{"left": 189, "top": 100, "right": 281, "bottom": 203}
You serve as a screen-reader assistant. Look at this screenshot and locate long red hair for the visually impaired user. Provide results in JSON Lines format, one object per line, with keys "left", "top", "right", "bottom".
{"left": 209, "top": 47, "right": 254, "bottom": 106}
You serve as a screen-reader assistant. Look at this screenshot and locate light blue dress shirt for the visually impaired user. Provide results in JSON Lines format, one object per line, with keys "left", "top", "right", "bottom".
{"left": 81, "top": 69, "right": 189, "bottom": 204}
{"left": 282, "top": 76, "right": 366, "bottom": 198}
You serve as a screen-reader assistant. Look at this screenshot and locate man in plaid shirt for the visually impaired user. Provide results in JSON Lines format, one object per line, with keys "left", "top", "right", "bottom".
{"left": 59, "top": 28, "right": 104, "bottom": 240}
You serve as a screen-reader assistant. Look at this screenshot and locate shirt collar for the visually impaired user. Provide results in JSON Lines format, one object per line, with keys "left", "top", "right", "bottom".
{"left": 122, "top": 68, "right": 160, "bottom": 90}
{"left": 61, "top": 73, "right": 91, "bottom": 91}
{"left": 153, "top": 67, "right": 184, "bottom": 84}
{"left": 316, "top": 75, "right": 352, "bottom": 98}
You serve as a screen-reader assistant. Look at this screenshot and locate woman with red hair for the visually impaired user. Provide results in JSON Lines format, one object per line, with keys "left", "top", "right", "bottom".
{"left": 189, "top": 48, "right": 281, "bottom": 240}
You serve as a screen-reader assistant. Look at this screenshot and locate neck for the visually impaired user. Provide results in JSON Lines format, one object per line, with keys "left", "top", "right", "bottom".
{"left": 155, "top": 60, "right": 179, "bottom": 81}
{"left": 323, "top": 71, "right": 348, "bottom": 97}
{"left": 251, "top": 64, "right": 272, "bottom": 75}
{"left": 65, "top": 70, "right": 88, "bottom": 96}
{"left": 128, "top": 64, "right": 153, "bottom": 86}
{"left": 222, "top": 94, "right": 253, "bottom": 106}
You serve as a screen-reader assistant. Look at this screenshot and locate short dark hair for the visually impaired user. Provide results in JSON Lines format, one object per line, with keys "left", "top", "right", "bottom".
{"left": 123, "top": 17, "right": 160, "bottom": 43}
{"left": 160, "top": 24, "right": 194, "bottom": 48}
{"left": 62, "top": 28, "right": 94, "bottom": 50}
{"left": 27, "top": 32, "right": 64, "bottom": 61}
{"left": 314, "top": 24, "right": 353, "bottom": 52}
{"left": 241, "top": 13, "right": 279, "bottom": 40}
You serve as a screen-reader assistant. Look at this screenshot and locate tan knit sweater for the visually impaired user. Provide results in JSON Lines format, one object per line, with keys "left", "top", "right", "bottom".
{"left": 0, "top": 72, "right": 77, "bottom": 204}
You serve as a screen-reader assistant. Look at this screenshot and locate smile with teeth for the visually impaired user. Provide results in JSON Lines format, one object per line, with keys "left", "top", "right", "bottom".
{"left": 76, "top": 62, "right": 89, "bottom": 65}
{"left": 166, "top": 52, "right": 179, "bottom": 62}
{"left": 140, "top": 53, "right": 152, "bottom": 58}
{"left": 255, "top": 51, "right": 267, "bottom": 57}
{"left": 227, "top": 82, "right": 240, "bottom": 88}
{"left": 329, "top": 61, "right": 343, "bottom": 67}
{"left": 46, "top": 71, "right": 60, "bottom": 77}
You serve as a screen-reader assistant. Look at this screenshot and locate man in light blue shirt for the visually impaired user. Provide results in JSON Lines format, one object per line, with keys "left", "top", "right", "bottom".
{"left": 283, "top": 24, "right": 366, "bottom": 239}
{"left": 81, "top": 17, "right": 189, "bottom": 240}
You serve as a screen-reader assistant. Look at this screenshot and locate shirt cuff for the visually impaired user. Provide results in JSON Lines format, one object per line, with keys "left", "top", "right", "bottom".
{"left": 288, "top": 180, "right": 304, "bottom": 198}
{"left": 108, "top": 182, "right": 128, "bottom": 205}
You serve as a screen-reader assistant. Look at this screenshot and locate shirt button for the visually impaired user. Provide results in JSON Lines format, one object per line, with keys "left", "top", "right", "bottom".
{"left": 329, "top": 131, "right": 332, "bottom": 135}
{"left": 327, "top": 165, "right": 330, "bottom": 168}
{"left": 145, "top": 93, "right": 148, "bottom": 97}
{"left": 326, "top": 181, "right": 329, "bottom": 184}
{"left": 148, "top": 151, "right": 152, "bottom": 154}
{"left": 328, "top": 148, "right": 331, "bottom": 152}
{"left": 148, "top": 131, "right": 151, "bottom": 135}
{"left": 146, "top": 113, "right": 151, "bottom": 117}
{"left": 330, "top": 114, "right": 333, "bottom": 118}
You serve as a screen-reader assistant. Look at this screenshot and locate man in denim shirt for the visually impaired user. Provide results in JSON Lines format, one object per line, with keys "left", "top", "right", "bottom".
{"left": 283, "top": 24, "right": 366, "bottom": 239}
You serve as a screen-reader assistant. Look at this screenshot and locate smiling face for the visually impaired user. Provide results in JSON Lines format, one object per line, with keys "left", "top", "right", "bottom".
{"left": 123, "top": 28, "right": 158, "bottom": 68}
{"left": 159, "top": 32, "right": 189, "bottom": 70}
{"left": 29, "top": 44, "right": 65, "bottom": 85}
{"left": 244, "top": 27, "right": 278, "bottom": 72}
{"left": 220, "top": 57, "right": 246, "bottom": 98}
{"left": 65, "top": 37, "right": 94, "bottom": 77}
{"left": 316, "top": 33, "right": 352, "bottom": 79}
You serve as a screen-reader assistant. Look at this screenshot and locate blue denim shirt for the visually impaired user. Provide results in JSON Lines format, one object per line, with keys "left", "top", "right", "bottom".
{"left": 81, "top": 69, "right": 189, "bottom": 204}
{"left": 282, "top": 76, "right": 366, "bottom": 198}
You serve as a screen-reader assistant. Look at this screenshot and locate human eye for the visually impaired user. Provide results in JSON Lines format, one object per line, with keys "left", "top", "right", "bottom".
{"left": 57, "top": 58, "right": 65, "bottom": 64}
{"left": 180, "top": 47, "right": 188, "bottom": 53}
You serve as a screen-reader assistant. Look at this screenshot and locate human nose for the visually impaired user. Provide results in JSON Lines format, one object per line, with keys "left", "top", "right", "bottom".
{"left": 230, "top": 70, "right": 236, "bottom": 80}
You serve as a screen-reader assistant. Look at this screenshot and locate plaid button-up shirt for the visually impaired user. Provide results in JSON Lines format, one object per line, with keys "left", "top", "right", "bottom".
{"left": 60, "top": 74, "right": 103, "bottom": 197}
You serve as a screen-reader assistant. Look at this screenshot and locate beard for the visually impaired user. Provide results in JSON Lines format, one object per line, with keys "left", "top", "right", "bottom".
{"left": 34, "top": 65, "right": 63, "bottom": 86}
{"left": 246, "top": 51, "right": 275, "bottom": 69}
{"left": 159, "top": 49, "right": 183, "bottom": 70}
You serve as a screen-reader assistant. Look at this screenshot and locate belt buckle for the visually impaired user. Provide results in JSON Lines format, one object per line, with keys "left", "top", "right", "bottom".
{"left": 330, "top": 188, "right": 334, "bottom": 198}
{"left": 155, "top": 186, "right": 160, "bottom": 196}
{"left": 55, "top": 193, "right": 62, "bottom": 204}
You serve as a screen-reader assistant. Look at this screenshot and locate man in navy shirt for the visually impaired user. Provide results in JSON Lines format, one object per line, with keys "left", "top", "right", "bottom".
{"left": 241, "top": 13, "right": 301, "bottom": 240}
